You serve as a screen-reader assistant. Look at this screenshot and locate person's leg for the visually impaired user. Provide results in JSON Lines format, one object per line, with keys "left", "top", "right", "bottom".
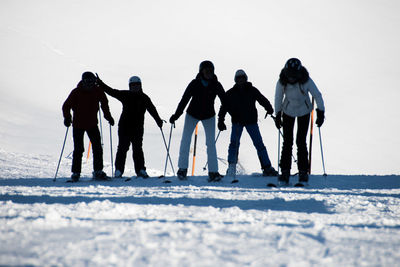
{"left": 296, "top": 113, "right": 311, "bottom": 173}
{"left": 245, "top": 123, "right": 272, "bottom": 169}
{"left": 87, "top": 126, "right": 103, "bottom": 172}
{"left": 178, "top": 114, "right": 199, "bottom": 170}
{"left": 72, "top": 128, "right": 85, "bottom": 174}
{"left": 131, "top": 126, "right": 145, "bottom": 175}
{"left": 201, "top": 116, "right": 218, "bottom": 172}
{"left": 115, "top": 129, "right": 131, "bottom": 175}
{"left": 227, "top": 123, "right": 244, "bottom": 164}
{"left": 280, "top": 113, "right": 296, "bottom": 171}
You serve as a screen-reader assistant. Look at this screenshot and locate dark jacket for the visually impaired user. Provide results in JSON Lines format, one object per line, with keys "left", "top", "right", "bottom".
{"left": 173, "top": 73, "right": 225, "bottom": 120}
{"left": 101, "top": 83, "right": 162, "bottom": 132}
{"left": 218, "top": 82, "right": 273, "bottom": 125}
{"left": 62, "top": 82, "right": 112, "bottom": 130}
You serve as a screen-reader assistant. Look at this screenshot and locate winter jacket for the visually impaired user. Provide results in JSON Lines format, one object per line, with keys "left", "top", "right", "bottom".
{"left": 173, "top": 73, "right": 225, "bottom": 121}
{"left": 275, "top": 77, "right": 325, "bottom": 118}
{"left": 218, "top": 82, "right": 273, "bottom": 125}
{"left": 62, "top": 82, "right": 112, "bottom": 130}
{"left": 101, "top": 84, "right": 162, "bottom": 132}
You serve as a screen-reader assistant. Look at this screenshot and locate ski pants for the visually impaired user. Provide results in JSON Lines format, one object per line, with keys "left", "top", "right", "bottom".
{"left": 228, "top": 123, "right": 272, "bottom": 169}
{"left": 178, "top": 114, "right": 218, "bottom": 172}
{"left": 280, "top": 112, "right": 310, "bottom": 172}
{"left": 72, "top": 126, "right": 103, "bottom": 174}
{"left": 115, "top": 127, "right": 145, "bottom": 175}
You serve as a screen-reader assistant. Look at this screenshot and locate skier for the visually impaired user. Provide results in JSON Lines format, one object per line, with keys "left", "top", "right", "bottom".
{"left": 218, "top": 69, "right": 278, "bottom": 180}
{"left": 62, "top": 71, "right": 115, "bottom": 182}
{"left": 274, "top": 58, "right": 325, "bottom": 185}
{"left": 97, "top": 75, "right": 164, "bottom": 178}
{"left": 169, "top": 60, "right": 225, "bottom": 182}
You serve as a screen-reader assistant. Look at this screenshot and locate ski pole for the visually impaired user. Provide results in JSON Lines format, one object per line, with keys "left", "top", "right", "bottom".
{"left": 271, "top": 116, "right": 297, "bottom": 163}
{"left": 308, "top": 98, "right": 315, "bottom": 174}
{"left": 277, "top": 128, "right": 280, "bottom": 174}
{"left": 109, "top": 123, "right": 114, "bottom": 178}
{"left": 98, "top": 111, "right": 104, "bottom": 147}
{"left": 318, "top": 127, "right": 327, "bottom": 176}
{"left": 191, "top": 123, "right": 199, "bottom": 176}
{"left": 54, "top": 127, "right": 69, "bottom": 181}
{"left": 160, "top": 123, "right": 175, "bottom": 176}
{"left": 202, "top": 130, "right": 221, "bottom": 171}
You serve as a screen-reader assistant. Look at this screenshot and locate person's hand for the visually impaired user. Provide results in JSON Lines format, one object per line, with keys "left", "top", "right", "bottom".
{"left": 107, "top": 116, "right": 115, "bottom": 126}
{"left": 169, "top": 114, "right": 179, "bottom": 124}
{"left": 316, "top": 109, "right": 325, "bottom": 127}
{"left": 157, "top": 119, "right": 164, "bottom": 128}
{"left": 218, "top": 120, "right": 227, "bottom": 131}
{"left": 274, "top": 112, "right": 282, "bottom": 129}
{"left": 95, "top": 73, "right": 105, "bottom": 87}
{"left": 64, "top": 117, "right": 71, "bottom": 127}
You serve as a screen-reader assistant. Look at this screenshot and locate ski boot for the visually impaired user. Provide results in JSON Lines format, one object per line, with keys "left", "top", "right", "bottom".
{"left": 277, "top": 169, "right": 290, "bottom": 186}
{"left": 177, "top": 168, "right": 188, "bottom": 180}
{"left": 70, "top": 173, "right": 80, "bottom": 182}
{"left": 92, "top": 170, "right": 111, "bottom": 181}
{"left": 208, "top": 172, "right": 223, "bottom": 182}
{"left": 137, "top": 169, "right": 149, "bottom": 178}
{"left": 262, "top": 166, "right": 278, "bottom": 176}
{"left": 295, "top": 171, "right": 309, "bottom": 187}
{"left": 226, "top": 163, "right": 238, "bottom": 183}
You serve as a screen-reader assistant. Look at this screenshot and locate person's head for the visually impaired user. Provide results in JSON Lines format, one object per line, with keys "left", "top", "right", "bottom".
{"left": 234, "top": 69, "right": 248, "bottom": 85}
{"left": 284, "top": 58, "right": 303, "bottom": 82}
{"left": 128, "top": 76, "right": 142, "bottom": 92}
{"left": 81, "top": 72, "right": 96, "bottom": 89}
{"left": 199, "top": 60, "right": 215, "bottom": 80}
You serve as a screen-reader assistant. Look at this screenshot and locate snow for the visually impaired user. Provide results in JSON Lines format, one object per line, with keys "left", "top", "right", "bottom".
{"left": 1, "top": 150, "right": 400, "bottom": 266}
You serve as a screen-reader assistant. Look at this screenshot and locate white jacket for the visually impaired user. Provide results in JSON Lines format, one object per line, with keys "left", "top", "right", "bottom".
{"left": 274, "top": 78, "right": 325, "bottom": 117}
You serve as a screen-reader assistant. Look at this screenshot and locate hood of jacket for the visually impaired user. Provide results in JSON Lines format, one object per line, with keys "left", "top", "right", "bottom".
{"left": 279, "top": 66, "right": 309, "bottom": 86}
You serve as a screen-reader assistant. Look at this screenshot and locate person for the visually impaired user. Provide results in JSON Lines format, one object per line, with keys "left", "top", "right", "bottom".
{"left": 97, "top": 75, "right": 164, "bottom": 178}
{"left": 274, "top": 58, "right": 325, "bottom": 185}
{"left": 169, "top": 60, "right": 225, "bottom": 182}
{"left": 218, "top": 69, "right": 278, "bottom": 180}
{"left": 62, "top": 71, "right": 114, "bottom": 182}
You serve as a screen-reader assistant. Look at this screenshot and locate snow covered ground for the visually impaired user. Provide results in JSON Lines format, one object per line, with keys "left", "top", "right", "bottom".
{"left": 1, "top": 150, "right": 399, "bottom": 266}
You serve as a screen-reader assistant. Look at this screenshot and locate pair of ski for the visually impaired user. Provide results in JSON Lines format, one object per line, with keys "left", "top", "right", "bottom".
{"left": 267, "top": 181, "right": 308, "bottom": 188}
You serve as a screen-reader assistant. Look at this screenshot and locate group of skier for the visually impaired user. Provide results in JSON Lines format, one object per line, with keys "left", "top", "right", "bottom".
{"left": 62, "top": 58, "right": 325, "bottom": 185}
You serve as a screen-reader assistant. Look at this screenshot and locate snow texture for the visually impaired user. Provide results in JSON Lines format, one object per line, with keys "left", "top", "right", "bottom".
{"left": 1, "top": 150, "right": 399, "bottom": 266}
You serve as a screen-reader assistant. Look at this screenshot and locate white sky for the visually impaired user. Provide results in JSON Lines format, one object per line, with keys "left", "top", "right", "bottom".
{"left": 0, "top": 0, "right": 399, "bottom": 174}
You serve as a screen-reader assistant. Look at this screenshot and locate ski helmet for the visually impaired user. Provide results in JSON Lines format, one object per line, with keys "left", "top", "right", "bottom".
{"left": 129, "top": 76, "right": 141, "bottom": 84}
{"left": 284, "top": 58, "right": 302, "bottom": 71}
{"left": 199, "top": 60, "right": 214, "bottom": 72}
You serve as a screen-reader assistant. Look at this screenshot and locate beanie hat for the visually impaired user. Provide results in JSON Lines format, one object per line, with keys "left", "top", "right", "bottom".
{"left": 234, "top": 69, "right": 248, "bottom": 83}
{"left": 82, "top": 71, "right": 96, "bottom": 80}
{"left": 284, "top": 58, "right": 302, "bottom": 71}
{"left": 129, "top": 76, "right": 141, "bottom": 84}
{"left": 199, "top": 60, "right": 214, "bottom": 72}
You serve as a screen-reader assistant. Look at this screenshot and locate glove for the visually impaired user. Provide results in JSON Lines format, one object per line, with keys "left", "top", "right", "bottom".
{"left": 316, "top": 109, "right": 325, "bottom": 127}
{"left": 274, "top": 112, "right": 282, "bottom": 129}
{"left": 64, "top": 117, "right": 71, "bottom": 127}
{"left": 169, "top": 114, "right": 179, "bottom": 124}
{"left": 107, "top": 116, "right": 115, "bottom": 126}
{"left": 218, "top": 120, "right": 227, "bottom": 131}
{"left": 157, "top": 119, "right": 164, "bottom": 128}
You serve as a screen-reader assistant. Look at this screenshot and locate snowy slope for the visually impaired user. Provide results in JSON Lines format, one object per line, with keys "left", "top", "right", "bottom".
{"left": 1, "top": 150, "right": 400, "bottom": 266}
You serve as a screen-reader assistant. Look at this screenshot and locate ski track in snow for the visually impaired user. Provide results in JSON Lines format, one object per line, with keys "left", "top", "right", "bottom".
{"left": 1, "top": 149, "right": 400, "bottom": 266}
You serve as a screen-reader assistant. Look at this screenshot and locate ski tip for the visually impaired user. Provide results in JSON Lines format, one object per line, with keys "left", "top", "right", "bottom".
{"left": 231, "top": 179, "right": 239, "bottom": 184}
{"left": 158, "top": 175, "right": 165, "bottom": 179}
{"left": 124, "top": 178, "right": 132, "bottom": 182}
{"left": 267, "top": 183, "right": 277, "bottom": 187}
{"left": 163, "top": 180, "right": 172, "bottom": 184}
{"left": 294, "top": 182, "right": 305, "bottom": 187}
